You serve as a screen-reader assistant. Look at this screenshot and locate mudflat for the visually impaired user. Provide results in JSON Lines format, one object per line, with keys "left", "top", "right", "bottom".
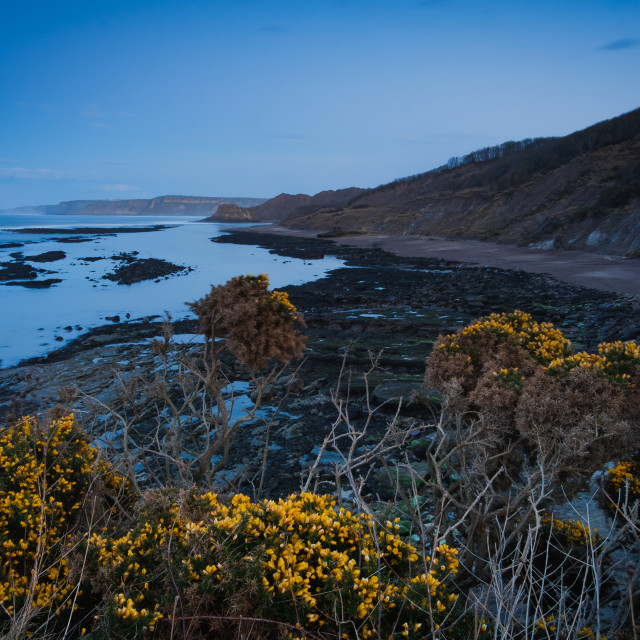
{"left": 245, "top": 225, "right": 640, "bottom": 297}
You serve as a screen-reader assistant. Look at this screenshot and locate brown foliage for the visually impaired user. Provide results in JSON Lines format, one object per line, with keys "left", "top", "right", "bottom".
{"left": 516, "top": 367, "right": 638, "bottom": 474}
{"left": 188, "top": 274, "right": 306, "bottom": 372}
{"left": 423, "top": 315, "right": 640, "bottom": 567}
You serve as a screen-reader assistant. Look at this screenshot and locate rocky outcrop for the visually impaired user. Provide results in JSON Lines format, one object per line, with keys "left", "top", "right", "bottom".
{"left": 2, "top": 230, "right": 637, "bottom": 497}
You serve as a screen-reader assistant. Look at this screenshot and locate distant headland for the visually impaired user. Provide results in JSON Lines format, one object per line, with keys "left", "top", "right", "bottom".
{"left": 2, "top": 195, "right": 267, "bottom": 217}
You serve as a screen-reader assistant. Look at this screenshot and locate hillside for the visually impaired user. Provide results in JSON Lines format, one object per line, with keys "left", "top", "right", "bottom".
{"left": 223, "top": 108, "right": 640, "bottom": 257}
{"left": 205, "top": 187, "right": 365, "bottom": 222}
{"left": 5, "top": 195, "right": 267, "bottom": 216}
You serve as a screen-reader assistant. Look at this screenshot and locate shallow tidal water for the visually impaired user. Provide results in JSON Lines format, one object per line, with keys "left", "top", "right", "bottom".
{"left": 0, "top": 215, "right": 344, "bottom": 367}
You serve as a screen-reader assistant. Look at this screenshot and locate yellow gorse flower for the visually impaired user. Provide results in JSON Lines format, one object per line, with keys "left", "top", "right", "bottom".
{"left": 607, "top": 460, "right": 640, "bottom": 501}
{"left": 0, "top": 415, "right": 129, "bottom": 619}
{"left": 438, "top": 310, "right": 639, "bottom": 387}
{"left": 88, "top": 492, "right": 461, "bottom": 638}
{"left": 442, "top": 310, "right": 572, "bottom": 365}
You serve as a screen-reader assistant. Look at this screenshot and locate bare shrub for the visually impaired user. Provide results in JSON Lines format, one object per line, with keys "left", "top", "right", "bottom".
{"left": 80, "top": 275, "right": 307, "bottom": 495}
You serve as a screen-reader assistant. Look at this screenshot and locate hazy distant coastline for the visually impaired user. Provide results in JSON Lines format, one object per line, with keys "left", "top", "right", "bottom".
{"left": 1, "top": 195, "right": 267, "bottom": 217}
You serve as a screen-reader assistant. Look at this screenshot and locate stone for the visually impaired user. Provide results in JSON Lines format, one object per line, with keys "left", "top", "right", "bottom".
{"left": 372, "top": 381, "right": 421, "bottom": 406}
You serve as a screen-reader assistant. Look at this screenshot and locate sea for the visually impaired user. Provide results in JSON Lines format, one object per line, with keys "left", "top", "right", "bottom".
{"left": 0, "top": 214, "right": 344, "bottom": 368}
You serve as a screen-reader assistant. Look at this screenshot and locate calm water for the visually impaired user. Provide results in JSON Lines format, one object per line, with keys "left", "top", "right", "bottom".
{"left": 0, "top": 214, "right": 344, "bottom": 367}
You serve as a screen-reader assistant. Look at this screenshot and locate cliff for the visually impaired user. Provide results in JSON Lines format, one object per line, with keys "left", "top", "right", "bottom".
{"left": 282, "top": 108, "right": 640, "bottom": 258}
{"left": 6, "top": 195, "right": 267, "bottom": 216}
{"left": 204, "top": 188, "right": 365, "bottom": 222}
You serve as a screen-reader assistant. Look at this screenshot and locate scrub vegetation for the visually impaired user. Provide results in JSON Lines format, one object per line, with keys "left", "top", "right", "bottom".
{"left": 1, "top": 277, "right": 640, "bottom": 639}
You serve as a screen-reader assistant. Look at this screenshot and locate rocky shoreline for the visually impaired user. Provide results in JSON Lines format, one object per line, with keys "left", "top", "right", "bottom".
{"left": 1, "top": 228, "right": 639, "bottom": 497}
{"left": 1, "top": 244, "right": 190, "bottom": 288}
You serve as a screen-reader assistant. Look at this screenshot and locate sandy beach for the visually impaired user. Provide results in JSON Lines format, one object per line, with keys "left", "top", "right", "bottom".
{"left": 243, "top": 225, "right": 640, "bottom": 297}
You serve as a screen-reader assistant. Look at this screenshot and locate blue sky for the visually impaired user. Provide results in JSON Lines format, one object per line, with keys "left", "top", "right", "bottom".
{"left": 1, "top": 0, "right": 639, "bottom": 209}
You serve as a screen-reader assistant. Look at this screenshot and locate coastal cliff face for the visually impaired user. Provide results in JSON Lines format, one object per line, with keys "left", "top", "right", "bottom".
{"left": 206, "top": 188, "right": 365, "bottom": 222}
{"left": 283, "top": 108, "right": 640, "bottom": 258}
{"left": 10, "top": 195, "right": 267, "bottom": 216}
{"left": 220, "top": 108, "right": 640, "bottom": 258}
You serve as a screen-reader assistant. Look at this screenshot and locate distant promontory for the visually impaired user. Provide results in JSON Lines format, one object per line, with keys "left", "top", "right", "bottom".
{"left": 3, "top": 195, "right": 267, "bottom": 217}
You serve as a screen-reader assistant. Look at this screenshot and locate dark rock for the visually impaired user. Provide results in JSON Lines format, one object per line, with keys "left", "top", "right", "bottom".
{"left": 56, "top": 237, "right": 92, "bottom": 244}
{"left": 372, "top": 381, "right": 421, "bottom": 406}
{"left": 102, "top": 257, "right": 189, "bottom": 285}
{"left": 13, "top": 225, "right": 169, "bottom": 235}
{"left": 3, "top": 279, "right": 63, "bottom": 289}
{"left": 25, "top": 250, "right": 66, "bottom": 263}
{"left": 0, "top": 261, "right": 40, "bottom": 281}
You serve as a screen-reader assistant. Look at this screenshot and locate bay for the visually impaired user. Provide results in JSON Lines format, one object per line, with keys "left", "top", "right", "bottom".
{"left": 0, "top": 215, "right": 344, "bottom": 367}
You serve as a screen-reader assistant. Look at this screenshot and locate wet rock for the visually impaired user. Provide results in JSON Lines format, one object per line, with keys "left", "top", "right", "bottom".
{"left": 56, "top": 236, "right": 92, "bottom": 244}
{"left": 102, "top": 257, "right": 190, "bottom": 285}
{"left": 3, "top": 278, "right": 62, "bottom": 288}
{"left": 276, "top": 374, "right": 304, "bottom": 392}
{"left": 0, "top": 261, "right": 40, "bottom": 281}
{"left": 25, "top": 250, "right": 66, "bottom": 263}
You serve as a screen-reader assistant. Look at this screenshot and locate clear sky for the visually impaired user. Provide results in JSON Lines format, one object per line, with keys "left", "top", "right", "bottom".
{"left": 1, "top": 0, "right": 639, "bottom": 209}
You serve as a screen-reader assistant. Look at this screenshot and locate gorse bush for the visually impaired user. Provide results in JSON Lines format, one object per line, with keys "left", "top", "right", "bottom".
{"left": 1, "top": 414, "right": 477, "bottom": 640}
{"left": 531, "top": 515, "right": 603, "bottom": 605}
{"left": 0, "top": 414, "right": 130, "bottom": 632}
{"left": 607, "top": 460, "right": 640, "bottom": 502}
{"left": 187, "top": 273, "right": 306, "bottom": 371}
{"left": 99, "top": 274, "right": 309, "bottom": 492}
{"left": 421, "top": 310, "right": 640, "bottom": 583}
{"left": 83, "top": 491, "right": 467, "bottom": 639}
{"left": 603, "top": 459, "right": 640, "bottom": 522}
{"left": 426, "top": 310, "right": 640, "bottom": 480}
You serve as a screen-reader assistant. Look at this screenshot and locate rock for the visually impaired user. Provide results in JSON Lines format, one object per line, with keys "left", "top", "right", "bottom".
{"left": 3, "top": 278, "right": 62, "bottom": 288}
{"left": 372, "top": 381, "right": 421, "bottom": 406}
{"left": 25, "top": 250, "right": 66, "bottom": 263}
{"left": 102, "top": 257, "right": 189, "bottom": 285}
{"left": 276, "top": 375, "right": 304, "bottom": 392}
{"left": 0, "top": 261, "right": 40, "bottom": 281}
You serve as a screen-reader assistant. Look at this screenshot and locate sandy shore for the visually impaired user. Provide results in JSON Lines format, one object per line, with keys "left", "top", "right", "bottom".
{"left": 240, "top": 225, "right": 640, "bottom": 297}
